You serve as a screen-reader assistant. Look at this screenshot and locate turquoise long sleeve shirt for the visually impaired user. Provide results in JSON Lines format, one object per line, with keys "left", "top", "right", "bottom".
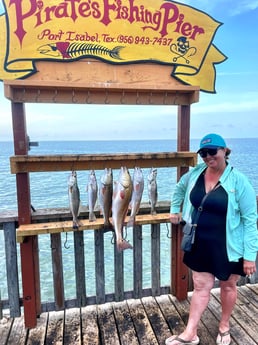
{"left": 170, "top": 162, "right": 258, "bottom": 262}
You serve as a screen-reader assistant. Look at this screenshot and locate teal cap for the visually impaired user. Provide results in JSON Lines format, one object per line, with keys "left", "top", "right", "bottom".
{"left": 198, "top": 133, "right": 226, "bottom": 151}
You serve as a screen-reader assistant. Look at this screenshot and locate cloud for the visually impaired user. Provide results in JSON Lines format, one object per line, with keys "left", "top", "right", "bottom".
{"left": 180, "top": 0, "right": 258, "bottom": 16}
{"left": 229, "top": 0, "right": 258, "bottom": 15}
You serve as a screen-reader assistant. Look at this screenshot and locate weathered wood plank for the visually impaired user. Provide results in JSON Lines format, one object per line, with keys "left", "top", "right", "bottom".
{"left": 114, "top": 242, "right": 124, "bottom": 302}
{"left": 0, "top": 317, "right": 14, "bottom": 345}
{"left": 209, "top": 288, "right": 253, "bottom": 345}
{"left": 151, "top": 224, "right": 161, "bottom": 296}
{"left": 141, "top": 296, "right": 171, "bottom": 344}
{"left": 133, "top": 225, "right": 143, "bottom": 299}
{"left": 74, "top": 231, "right": 87, "bottom": 307}
{"left": 97, "top": 302, "right": 120, "bottom": 345}
{"left": 4, "top": 72, "right": 199, "bottom": 105}
{"left": 95, "top": 230, "right": 105, "bottom": 304}
{"left": 27, "top": 312, "right": 48, "bottom": 345}
{"left": 16, "top": 213, "right": 171, "bottom": 242}
{"left": 81, "top": 305, "right": 99, "bottom": 344}
{"left": 155, "top": 294, "right": 185, "bottom": 335}
{"left": 127, "top": 298, "right": 158, "bottom": 345}
{"left": 10, "top": 152, "right": 197, "bottom": 173}
{"left": 45, "top": 310, "right": 64, "bottom": 345}
{"left": 3, "top": 222, "right": 21, "bottom": 317}
{"left": 112, "top": 300, "right": 139, "bottom": 345}
{"left": 51, "top": 233, "right": 65, "bottom": 310}
{"left": 1, "top": 287, "right": 258, "bottom": 345}
{"left": 63, "top": 308, "right": 81, "bottom": 345}
{"left": 5, "top": 316, "right": 28, "bottom": 345}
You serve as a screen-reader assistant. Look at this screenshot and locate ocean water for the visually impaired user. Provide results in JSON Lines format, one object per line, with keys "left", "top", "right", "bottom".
{"left": 0, "top": 139, "right": 258, "bottom": 302}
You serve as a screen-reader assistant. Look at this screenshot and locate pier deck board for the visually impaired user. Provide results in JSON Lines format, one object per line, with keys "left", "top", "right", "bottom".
{"left": 1, "top": 284, "right": 258, "bottom": 345}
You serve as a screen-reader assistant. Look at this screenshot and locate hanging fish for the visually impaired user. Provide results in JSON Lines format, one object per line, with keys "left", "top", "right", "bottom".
{"left": 99, "top": 168, "right": 113, "bottom": 230}
{"left": 148, "top": 168, "right": 158, "bottom": 215}
{"left": 86, "top": 170, "right": 98, "bottom": 222}
{"left": 127, "top": 167, "right": 144, "bottom": 228}
{"left": 68, "top": 171, "right": 81, "bottom": 229}
{"left": 38, "top": 42, "right": 124, "bottom": 60}
{"left": 112, "top": 167, "right": 133, "bottom": 252}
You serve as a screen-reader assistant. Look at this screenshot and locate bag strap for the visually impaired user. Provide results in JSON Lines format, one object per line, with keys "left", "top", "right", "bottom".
{"left": 192, "top": 182, "right": 221, "bottom": 226}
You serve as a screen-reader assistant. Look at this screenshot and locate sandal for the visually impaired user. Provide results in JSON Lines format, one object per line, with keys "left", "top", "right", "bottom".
{"left": 165, "top": 335, "right": 200, "bottom": 345}
{"left": 216, "top": 330, "right": 231, "bottom": 345}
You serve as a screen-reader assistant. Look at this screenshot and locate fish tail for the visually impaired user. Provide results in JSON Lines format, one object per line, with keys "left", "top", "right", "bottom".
{"left": 151, "top": 208, "right": 157, "bottom": 215}
{"left": 89, "top": 212, "right": 96, "bottom": 222}
{"left": 103, "top": 220, "right": 113, "bottom": 231}
{"left": 127, "top": 216, "right": 135, "bottom": 228}
{"left": 109, "top": 46, "right": 124, "bottom": 60}
{"left": 117, "top": 239, "right": 133, "bottom": 252}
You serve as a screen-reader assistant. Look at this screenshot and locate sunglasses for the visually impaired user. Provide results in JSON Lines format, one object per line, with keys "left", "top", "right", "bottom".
{"left": 198, "top": 148, "right": 221, "bottom": 158}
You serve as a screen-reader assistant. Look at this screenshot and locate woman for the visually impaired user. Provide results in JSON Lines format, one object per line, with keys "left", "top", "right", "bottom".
{"left": 166, "top": 133, "right": 258, "bottom": 345}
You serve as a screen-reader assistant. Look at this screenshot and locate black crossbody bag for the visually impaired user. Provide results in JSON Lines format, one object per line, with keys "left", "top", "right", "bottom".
{"left": 181, "top": 182, "right": 221, "bottom": 252}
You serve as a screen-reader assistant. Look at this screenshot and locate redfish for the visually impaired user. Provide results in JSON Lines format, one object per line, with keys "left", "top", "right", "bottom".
{"left": 112, "top": 167, "right": 133, "bottom": 251}
{"left": 68, "top": 171, "right": 81, "bottom": 229}
{"left": 127, "top": 167, "right": 144, "bottom": 227}
{"left": 99, "top": 168, "right": 113, "bottom": 229}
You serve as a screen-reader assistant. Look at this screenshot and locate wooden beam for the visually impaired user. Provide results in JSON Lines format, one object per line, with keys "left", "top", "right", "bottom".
{"left": 12, "top": 102, "right": 40, "bottom": 328}
{"left": 4, "top": 78, "right": 199, "bottom": 105}
{"left": 171, "top": 105, "right": 191, "bottom": 300}
{"left": 16, "top": 213, "right": 171, "bottom": 243}
{"left": 10, "top": 152, "right": 197, "bottom": 173}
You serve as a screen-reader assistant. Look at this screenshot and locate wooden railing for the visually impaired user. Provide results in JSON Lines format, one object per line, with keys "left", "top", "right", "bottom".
{"left": 0, "top": 203, "right": 173, "bottom": 318}
{"left": 1, "top": 202, "right": 258, "bottom": 320}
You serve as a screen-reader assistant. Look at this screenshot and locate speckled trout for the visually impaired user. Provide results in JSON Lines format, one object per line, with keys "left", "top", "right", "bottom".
{"left": 68, "top": 171, "right": 81, "bottom": 229}
{"left": 99, "top": 168, "right": 113, "bottom": 229}
{"left": 148, "top": 168, "right": 158, "bottom": 215}
{"left": 86, "top": 170, "right": 98, "bottom": 222}
{"left": 112, "top": 166, "right": 133, "bottom": 251}
{"left": 127, "top": 167, "right": 144, "bottom": 227}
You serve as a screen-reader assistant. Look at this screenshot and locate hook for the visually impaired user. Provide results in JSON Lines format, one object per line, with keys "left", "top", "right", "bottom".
{"left": 53, "top": 89, "right": 58, "bottom": 103}
{"left": 105, "top": 90, "right": 109, "bottom": 104}
{"left": 86, "top": 90, "right": 92, "bottom": 104}
{"left": 163, "top": 92, "right": 168, "bottom": 105}
{"left": 64, "top": 232, "right": 70, "bottom": 249}
{"left": 35, "top": 89, "right": 40, "bottom": 102}
{"left": 111, "top": 232, "right": 115, "bottom": 245}
{"left": 173, "top": 91, "right": 179, "bottom": 105}
{"left": 120, "top": 90, "right": 125, "bottom": 104}
{"left": 72, "top": 89, "right": 78, "bottom": 103}
{"left": 166, "top": 223, "right": 172, "bottom": 239}
{"left": 149, "top": 92, "right": 153, "bottom": 105}
{"left": 21, "top": 88, "right": 26, "bottom": 102}
{"left": 136, "top": 91, "right": 141, "bottom": 105}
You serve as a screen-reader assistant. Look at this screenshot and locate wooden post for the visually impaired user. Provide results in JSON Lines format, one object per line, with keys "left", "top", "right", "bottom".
{"left": 171, "top": 105, "right": 190, "bottom": 300}
{"left": 12, "top": 102, "right": 41, "bottom": 328}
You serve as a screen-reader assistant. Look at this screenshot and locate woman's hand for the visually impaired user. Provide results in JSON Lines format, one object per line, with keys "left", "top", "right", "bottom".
{"left": 169, "top": 213, "right": 182, "bottom": 225}
{"left": 243, "top": 259, "right": 257, "bottom": 276}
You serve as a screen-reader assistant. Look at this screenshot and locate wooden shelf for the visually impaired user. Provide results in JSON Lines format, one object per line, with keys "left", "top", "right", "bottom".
{"left": 10, "top": 151, "right": 197, "bottom": 173}
{"left": 16, "top": 213, "right": 171, "bottom": 243}
{"left": 4, "top": 79, "right": 199, "bottom": 105}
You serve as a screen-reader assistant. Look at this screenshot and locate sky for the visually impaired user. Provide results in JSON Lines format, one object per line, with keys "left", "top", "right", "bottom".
{"left": 0, "top": 0, "right": 258, "bottom": 141}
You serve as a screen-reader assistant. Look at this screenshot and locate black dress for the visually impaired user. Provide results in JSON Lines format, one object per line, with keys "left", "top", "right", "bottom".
{"left": 183, "top": 172, "right": 245, "bottom": 281}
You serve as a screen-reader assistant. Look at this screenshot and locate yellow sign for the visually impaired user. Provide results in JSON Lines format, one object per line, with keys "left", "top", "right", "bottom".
{"left": 0, "top": 0, "right": 226, "bottom": 92}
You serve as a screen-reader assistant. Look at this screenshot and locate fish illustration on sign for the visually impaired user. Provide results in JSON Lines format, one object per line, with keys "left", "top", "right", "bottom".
{"left": 68, "top": 171, "right": 81, "bottom": 229}
{"left": 99, "top": 168, "right": 113, "bottom": 230}
{"left": 112, "top": 167, "right": 133, "bottom": 252}
{"left": 37, "top": 42, "right": 124, "bottom": 60}
{"left": 127, "top": 167, "right": 144, "bottom": 228}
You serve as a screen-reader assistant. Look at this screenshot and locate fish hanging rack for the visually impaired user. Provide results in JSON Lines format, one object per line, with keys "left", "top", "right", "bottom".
{"left": 4, "top": 80, "right": 199, "bottom": 106}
